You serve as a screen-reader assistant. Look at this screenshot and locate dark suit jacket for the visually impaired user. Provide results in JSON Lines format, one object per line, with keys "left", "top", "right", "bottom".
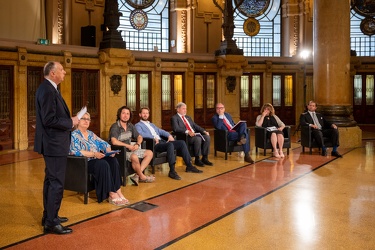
{"left": 211, "top": 112, "right": 235, "bottom": 130}
{"left": 34, "top": 79, "right": 73, "bottom": 156}
{"left": 299, "top": 111, "right": 332, "bottom": 130}
{"left": 171, "top": 114, "right": 205, "bottom": 134}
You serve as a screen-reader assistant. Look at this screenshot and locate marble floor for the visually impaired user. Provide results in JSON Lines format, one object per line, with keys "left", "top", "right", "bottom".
{"left": 0, "top": 127, "right": 374, "bottom": 249}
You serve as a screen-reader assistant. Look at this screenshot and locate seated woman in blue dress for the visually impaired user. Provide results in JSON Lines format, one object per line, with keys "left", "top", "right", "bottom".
{"left": 69, "top": 112, "right": 128, "bottom": 206}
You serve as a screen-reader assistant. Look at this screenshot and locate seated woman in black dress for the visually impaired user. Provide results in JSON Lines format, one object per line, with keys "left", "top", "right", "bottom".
{"left": 255, "top": 103, "right": 286, "bottom": 158}
{"left": 69, "top": 112, "right": 128, "bottom": 206}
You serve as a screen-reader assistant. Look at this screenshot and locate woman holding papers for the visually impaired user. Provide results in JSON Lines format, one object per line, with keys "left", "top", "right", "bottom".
{"left": 256, "top": 103, "right": 286, "bottom": 158}
{"left": 70, "top": 112, "right": 128, "bottom": 206}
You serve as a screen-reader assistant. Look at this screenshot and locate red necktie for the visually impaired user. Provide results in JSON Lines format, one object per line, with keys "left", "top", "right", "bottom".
{"left": 223, "top": 118, "right": 235, "bottom": 132}
{"left": 182, "top": 116, "right": 193, "bottom": 132}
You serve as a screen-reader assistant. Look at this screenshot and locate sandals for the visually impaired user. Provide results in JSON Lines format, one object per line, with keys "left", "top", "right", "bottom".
{"left": 139, "top": 176, "right": 155, "bottom": 183}
{"left": 130, "top": 174, "right": 139, "bottom": 186}
{"left": 108, "top": 197, "right": 127, "bottom": 206}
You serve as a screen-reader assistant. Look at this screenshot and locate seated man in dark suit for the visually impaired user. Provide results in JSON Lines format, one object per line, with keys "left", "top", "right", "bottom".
{"left": 299, "top": 100, "right": 342, "bottom": 157}
{"left": 212, "top": 103, "right": 254, "bottom": 164}
{"left": 171, "top": 102, "right": 213, "bottom": 167}
{"left": 135, "top": 107, "right": 203, "bottom": 179}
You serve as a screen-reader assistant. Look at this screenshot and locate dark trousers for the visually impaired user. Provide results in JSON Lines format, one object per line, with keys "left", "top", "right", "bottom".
{"left": 43, "top": 155, "right": 67, "bottom": 227}
{"left": 187, "top": 134, "right": 211, "bottom": 158}
{"left": 227, "top": 122, "right": 250, "bottom": 153}
{"left": 88, "top": 157, "right": 122, "bottom": 203}
{"left": 154, "top": 140, "right": 193, "bottom": 170}
{"left": 311, "top": 128, "right": 339, "bottom": 147}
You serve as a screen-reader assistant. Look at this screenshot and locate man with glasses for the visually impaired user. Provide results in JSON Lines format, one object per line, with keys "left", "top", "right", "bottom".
{"left": 212, "top": 103, "right": 254, "bottom": 164}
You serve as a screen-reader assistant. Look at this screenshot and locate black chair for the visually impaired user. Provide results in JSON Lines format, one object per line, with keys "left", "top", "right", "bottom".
{"left": 64, "top": 155, "right": 95, "bottom": 204}
{"left": 143, "top": 137, "right": 174, "bottom": 174}
{"left": 300, "top": 125, "right": 333, "bottom": 154}
{"left": 171, "top": 132, "right": 195, "bottom": 157}
{"left": 112, "top": 145, "right": 135, "bottom": 186}
{"left": 214, "top": 128, "right": 251, "bottom": 160}
{"left": 255, "top": 126, "right": 291, "bottom": 156}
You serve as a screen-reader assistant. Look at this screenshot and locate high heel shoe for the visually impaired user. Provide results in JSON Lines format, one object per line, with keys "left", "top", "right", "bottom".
{"left": 279, "top": 150, "right": 285, "bottom": 158}
{"left": 273, "top": 151, "right": 280, "bottom": 158}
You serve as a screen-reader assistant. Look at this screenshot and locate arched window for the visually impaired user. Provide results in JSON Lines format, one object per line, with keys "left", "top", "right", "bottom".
{"left": 233, "top": 0, "right": 281, "bottom": 57}
{"left": 118, "top": 0, "right": 169, "bottom": 52}
{"left": 350, "top": 4, "right": 375, "bottom": 56}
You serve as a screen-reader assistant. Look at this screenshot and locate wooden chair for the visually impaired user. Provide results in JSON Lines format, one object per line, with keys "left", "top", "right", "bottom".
{"left": 64, "top": 155, "right": 95, "bottom": 204}
{"left": 300, "top": 125, "right": 333, "bottom": 154}
{"left": 255, "top": 126, "right": 291, "bottom": 156}
{"left": 214, "top": 128, "right": 251, "bottom": 160}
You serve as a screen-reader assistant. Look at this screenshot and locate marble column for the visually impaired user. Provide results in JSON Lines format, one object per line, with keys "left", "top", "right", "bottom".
{"left": 313, "top": 0, "right": 361, "bottom": 147}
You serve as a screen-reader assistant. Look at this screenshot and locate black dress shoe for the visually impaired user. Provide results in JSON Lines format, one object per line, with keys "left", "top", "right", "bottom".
{"left": 194, "top": 159, "right": 205, "bottom": 167}
{"left": 331, "top": 151, "right": 343, "bottom": 158}
{"left": 42, "top": 216, "right": 68, "bottom": 226}
{"left": 321, "top": 149, "right": 327, "bottom": 156}
{"left": 168, "top": 171, "right": 181, "bottom": 180}
{"left": 186, "top": 166, "right": 203, "bottom": 173}
{"left": 202, "top": 159, "right": 213, "bottom": 166}
{"left": 44, "top": 224, "right": 73, "bottom": 234}
{"left": 244, "top": 155, "right": 254, "bottom": 164}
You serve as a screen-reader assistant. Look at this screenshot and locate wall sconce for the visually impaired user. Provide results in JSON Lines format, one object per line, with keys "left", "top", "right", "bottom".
{"left": 226, "top": 76, "right": 236, "bottom": 93}
{"left": 110, "top": 75, "right": 122, "bottom": 95}
{"left": 170, "top": 40, "right": 175, "bottom": 48}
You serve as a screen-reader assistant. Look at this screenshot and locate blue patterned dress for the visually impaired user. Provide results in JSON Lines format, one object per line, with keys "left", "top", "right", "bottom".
{"left": 69, "top": 129, "right": 122, "bottom": 203}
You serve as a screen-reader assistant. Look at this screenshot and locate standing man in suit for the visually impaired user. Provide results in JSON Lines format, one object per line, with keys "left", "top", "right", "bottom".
{"left": 171, "top": 102, "right": 213, "bottom": 167}
{"left": 34, "top": 61, "right": 79, "bottom": 234}
{"left": 135, "top": 107, "right": 203, "bottom": 179}
{"left": 299, "top": 100, "right": 342, "bottom": 157}
{"left": 212, "top": 103, "right": 254, "bottom": 164}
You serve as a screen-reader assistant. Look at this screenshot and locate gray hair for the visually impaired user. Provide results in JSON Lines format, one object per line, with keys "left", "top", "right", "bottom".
{"left": 176, "top": 102, "right": 186, "bottom": 109}
{"left": 43, "top": 61, "right": 56, "bottom": 76}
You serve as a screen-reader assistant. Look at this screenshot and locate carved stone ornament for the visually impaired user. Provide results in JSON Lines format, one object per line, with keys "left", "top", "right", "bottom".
{"left": 226, "top": 76, "right": 237, "bottom": 93}
{"left": 110, "top": 75, "right": 123, "bottom": 95}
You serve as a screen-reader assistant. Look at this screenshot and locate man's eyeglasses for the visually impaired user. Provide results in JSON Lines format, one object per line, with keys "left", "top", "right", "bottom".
{"left": 216, "top": 107, "right": 224, "bottom": 109}
{"left": 81, "top": 118, "right": 91, "bottom": 121}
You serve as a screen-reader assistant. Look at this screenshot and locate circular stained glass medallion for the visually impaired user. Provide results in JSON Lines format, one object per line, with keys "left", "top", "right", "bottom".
{"left": 243, "top": 17, "right": 260, "bottom": 36}
{"left": 130, "top": 9, "right": 148, "bottom": 30}
{"left": 360, "top": 17, "right": 375, "bottom": 36}
{"left": 126, "top": 0, "right": 155, "bottom": 9}
{"left": 235, "top": 0, "right": 271, "bottom": 18}
{"left": 352, "top": 0, "right": 375, "bottom": 17}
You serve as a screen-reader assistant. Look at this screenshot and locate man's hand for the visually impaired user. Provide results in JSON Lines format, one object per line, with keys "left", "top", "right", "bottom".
{"left": 72, "top": 116, "right": 79, "bottom": 126}
{"left": 187, "top": 131, "right": 195, "bottom": 137}
{"left": 167, "top": 135, "right": 175, "bottom": 142}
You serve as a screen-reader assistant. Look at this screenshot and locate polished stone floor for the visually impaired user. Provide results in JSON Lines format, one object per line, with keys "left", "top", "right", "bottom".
{"left": 1, "top": 127, "right": 374, "bottom": 249}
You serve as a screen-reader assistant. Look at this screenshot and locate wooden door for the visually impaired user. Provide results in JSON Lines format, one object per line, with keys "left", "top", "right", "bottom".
{"left": 353, "top": 73, "right": 375, "bottom": 124}
{"left": 0, "top": 66, "right": 13, "bottom": 150}
{"left": 194, "top": 73, "right": 216, "bottom": 129}
{"left": 161, "top": 73, "right": 184, "bottom": 131}
{"left": 272, "top": 74, "right": 295, "bottom": 126}
{"left": 126, "top": 72, "right": 151, "bottom": 124}
{"left": 72, "top": 69, "right": 100, "bottom": 136}
{"left": 240, "top": 74, "right": 263, "bottom": 126}
{"left": 27, "top": 67, "right": 43, "bottom": 148}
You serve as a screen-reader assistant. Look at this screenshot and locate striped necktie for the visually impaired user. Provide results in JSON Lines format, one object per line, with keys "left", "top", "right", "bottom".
{"left": 312, "top": 112, "right": 322, "bottom": 129}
